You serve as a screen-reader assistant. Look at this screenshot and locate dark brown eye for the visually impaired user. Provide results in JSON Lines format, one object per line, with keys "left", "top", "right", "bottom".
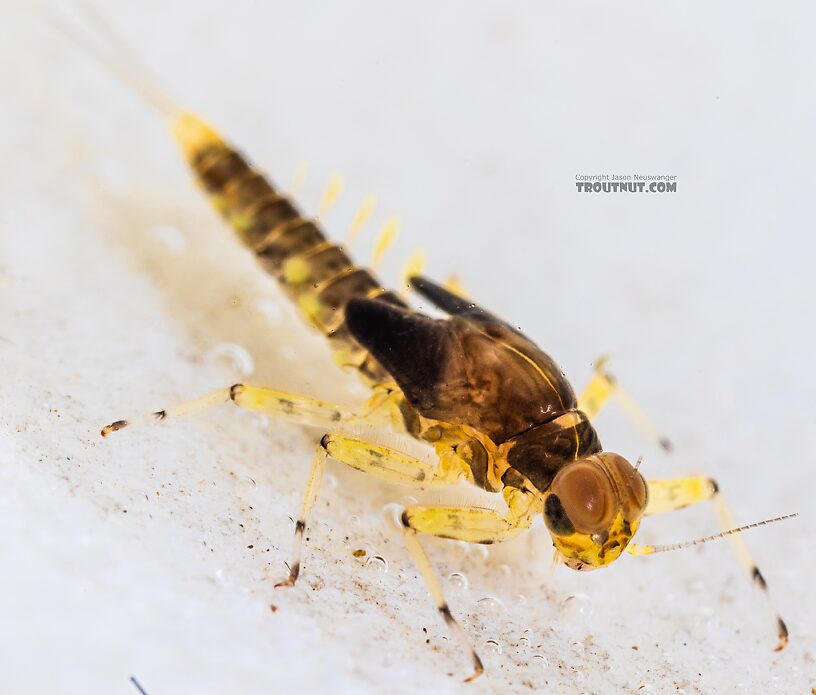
{"left": 550, "top": 461, "right": 615, "bottom": 534}
{"left": 543, "top": 493, "right": 575, "bottom": 536}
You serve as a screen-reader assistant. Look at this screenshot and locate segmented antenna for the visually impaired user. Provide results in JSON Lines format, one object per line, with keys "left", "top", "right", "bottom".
{"left": 31, "top": 0, "right": 179, "bottom": 117}
{"left": 629, "top": 512, "right": 799, "bottom": 556}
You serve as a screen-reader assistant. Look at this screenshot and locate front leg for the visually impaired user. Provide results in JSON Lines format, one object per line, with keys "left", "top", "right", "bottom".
{"left": 400, "top": 488, "right": 540, "bottom": 681}
{"left": 630, "top": 475, "right": 789, "bottom": 651}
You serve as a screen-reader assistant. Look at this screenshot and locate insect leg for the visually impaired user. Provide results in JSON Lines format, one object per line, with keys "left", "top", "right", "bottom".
{"left": 402, "top": 526, "right": 484, "bottom": 682}
{"left": 276, "top": 432, "right": 465, "bottom": 587}
{"left": 100, "top": 384, "right": 358, "bottom": 436}
{"left": 631, "top": 475, "right": 790, "bottom": 650}
{"left": 577, "top": 356, "right": 672, "bottom": 451}
{"left": 400, "top": 489, "right": 538, "bottom": 682}
{"left": 274, "top": 440, "right": 327, "bottom": 588}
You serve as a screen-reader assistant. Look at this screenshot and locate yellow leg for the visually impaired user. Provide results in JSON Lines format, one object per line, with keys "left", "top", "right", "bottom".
{"left": 277, "top": 432, "right": 483, "bottom": 678}
{"left": 400, "top": 488, "right": 540, "bottom": 682}
{"left": 274, "top": 440, "right": 326, "bottom": 587}
{"left": 630, "top": 475, "right": 789, "bottom": 651}
{"left": 577, "top": 356, "right": 672, "bottom": 451}
{"left": 101, "top": 383, "right": 360, "bottom": 436}
{"left": 275, "top": 431, "right": 465, "bottom": 587}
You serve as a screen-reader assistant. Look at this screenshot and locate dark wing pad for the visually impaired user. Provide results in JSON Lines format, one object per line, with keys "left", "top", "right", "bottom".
{"left": 345, "top": 298, "right": 449, "bottom": 411}
{"left": 346, "top": 297, "right": 577, "bottom": 443}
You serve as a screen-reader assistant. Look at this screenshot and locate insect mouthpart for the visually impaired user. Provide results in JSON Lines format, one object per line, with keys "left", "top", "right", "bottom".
{"left": 563, "top": 557, "right": 599, "bottom": 572}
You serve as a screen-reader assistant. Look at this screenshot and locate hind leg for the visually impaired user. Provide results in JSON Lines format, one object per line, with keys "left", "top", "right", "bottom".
{"left": 101, "top": 383, "right": 372, "bottom": 437}
{"left": 577, "top": 356, "right": 672, "bottom": 451}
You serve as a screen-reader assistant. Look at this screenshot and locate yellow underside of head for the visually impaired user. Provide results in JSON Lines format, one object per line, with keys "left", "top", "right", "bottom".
{"left": 552, "top": 512, "right": 638, "bottom": 569}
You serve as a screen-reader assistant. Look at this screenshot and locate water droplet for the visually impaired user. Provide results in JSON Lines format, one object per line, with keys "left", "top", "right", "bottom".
{"left": 380, "top": 502, "right": 405, "bottom": 530}
{"left": 451, "top": 540, "right": 470, "bottom": 558}
{"left": 204, "top": 342, "right": 254, "bottom": 380}
{"left": 687, "top": 578, "right": 706, "bottom": 595}
{"left": 447, "top": 572, "right": 469, "bottom": 593}
{"left": 476, "top": 595, "right": 505, "bottom": 613}
{"left": 280, "top": 345, "right": 298, "bottom": 362}
{"left": 254, "top": 298, "right": 284, "bottom": 325}
{"left": 150, "top": 224, "right": 186, "bottom": 253}
{"left": 514, "top": 593, "right": 527, "bottom": 605}
{"left": 470, "top": 544, "right": 490, "bottom": 561}
{"left": 498, "top": 563, "right": 512, "bottom": 578}
{"left": 691, "top": 606, "right": 719, "bottom": 640}
{"left": 570, "top": 640, "right": 585, "bottom": 657}
{"left": 400, "top": 494, "right": 418, "bottom": 506}
{"left": 365, "top": 555, "right": 388, "bottom": 575}
{"left": 92, "top": 158, "right": 128, "bottom": 193}
{"left": 560, "top": 593, "right": 594, "bottom": 622}
{"left": 251, "top": 414, "right": 271, "bottom": 432}
{"left": 483, "top": 639, "right": 502, "bottom": 655}
{"left": 324, "top": 473, "right": 338, "bottom": 489}
{"left": 532, "top": 654, "right": 549, "bottom": 669}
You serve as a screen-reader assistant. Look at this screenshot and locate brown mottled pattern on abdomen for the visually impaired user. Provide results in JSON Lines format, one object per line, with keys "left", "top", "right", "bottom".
{"left": 191, "top": 144, "right": 406, "bottom": 383}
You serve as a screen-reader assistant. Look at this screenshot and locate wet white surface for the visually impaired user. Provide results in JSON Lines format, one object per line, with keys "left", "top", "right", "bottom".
{"left": 1, "top": 2, "right": 814, "bottom": 693}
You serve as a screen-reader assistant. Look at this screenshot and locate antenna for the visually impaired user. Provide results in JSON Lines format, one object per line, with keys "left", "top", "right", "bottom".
{"left": 31, "top": 0, "right": 179, "bottom": 117}
{"left": 628, "top": 512, "right": 799, "bottom": 556}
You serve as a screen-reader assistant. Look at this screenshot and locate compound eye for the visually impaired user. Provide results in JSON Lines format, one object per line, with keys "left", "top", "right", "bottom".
{"left": 551, "top": 462, "right": 614, "bottom": 534}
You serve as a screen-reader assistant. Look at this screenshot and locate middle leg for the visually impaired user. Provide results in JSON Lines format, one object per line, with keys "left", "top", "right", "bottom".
{"left": 275, "top": 431, "right": 466, "bottom": 587}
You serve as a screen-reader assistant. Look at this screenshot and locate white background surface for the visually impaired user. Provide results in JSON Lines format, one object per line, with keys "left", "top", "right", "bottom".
{"left": 1, "top": 2, "right": 814, "bottom": 693}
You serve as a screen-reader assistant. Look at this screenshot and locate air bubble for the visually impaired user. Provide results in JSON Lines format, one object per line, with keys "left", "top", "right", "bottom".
{"left": 364, "top": 555, "right": 388, "bottom": 575}
{"left": 380, "top": 502, "right": 405, "bottom": 530}
{"left": 483, "top": 639, "right": 502, "bottom": 655}
{"left": 251, "top": 414, "right": 271, "bottom": 433}
{"left": 470, "top": 544, "right": 490, "bottom": 561}
{"left": 690, "top": 607, "right": 719, "bottom": 640}
{"left": 560, "top": 593, "right": 594, "bottom": 622}
{"left": 570, "top": 640, "right": 585, "bottom": 657}
{"left": 497, "top": 563, "right": 512, "bottom": 578}
{"left": 637, "top": 685, "right": 655, "bottom": 693}
{"left": 280, "top": 345, "right": 298, "bottom": 362}
{"left": 92, "top": 158, "right": 128, "bottom": 193}
{"left": 447, "top": 572, "right": 469, "bottom": 593}
{"left": 150, "top": 224, "right": 186, "bottom": 253}
{"left": 204, "top": 342, "right": 254, "bottom": 380}
{"left": 237, "top": 475, "right": 257, "bottom": 488}
{"left": 451, "top": 540, "right": 470, "bottom": 558}
{"left": 532, "top": 654, "right": 549, "bottom": 669}
{"left": 324, "top": 473, "right": 338, "bottom": 489}
{"left": 476, "top": 596, "right": 505, "bottom": 613}
{"left": 254, "top": 298, "right": 284, "bottom": 325}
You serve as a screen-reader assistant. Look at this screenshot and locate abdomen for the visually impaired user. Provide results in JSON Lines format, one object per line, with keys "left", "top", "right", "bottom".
{"left": 173, "top": 113, "right": 406, "bottom": 384}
